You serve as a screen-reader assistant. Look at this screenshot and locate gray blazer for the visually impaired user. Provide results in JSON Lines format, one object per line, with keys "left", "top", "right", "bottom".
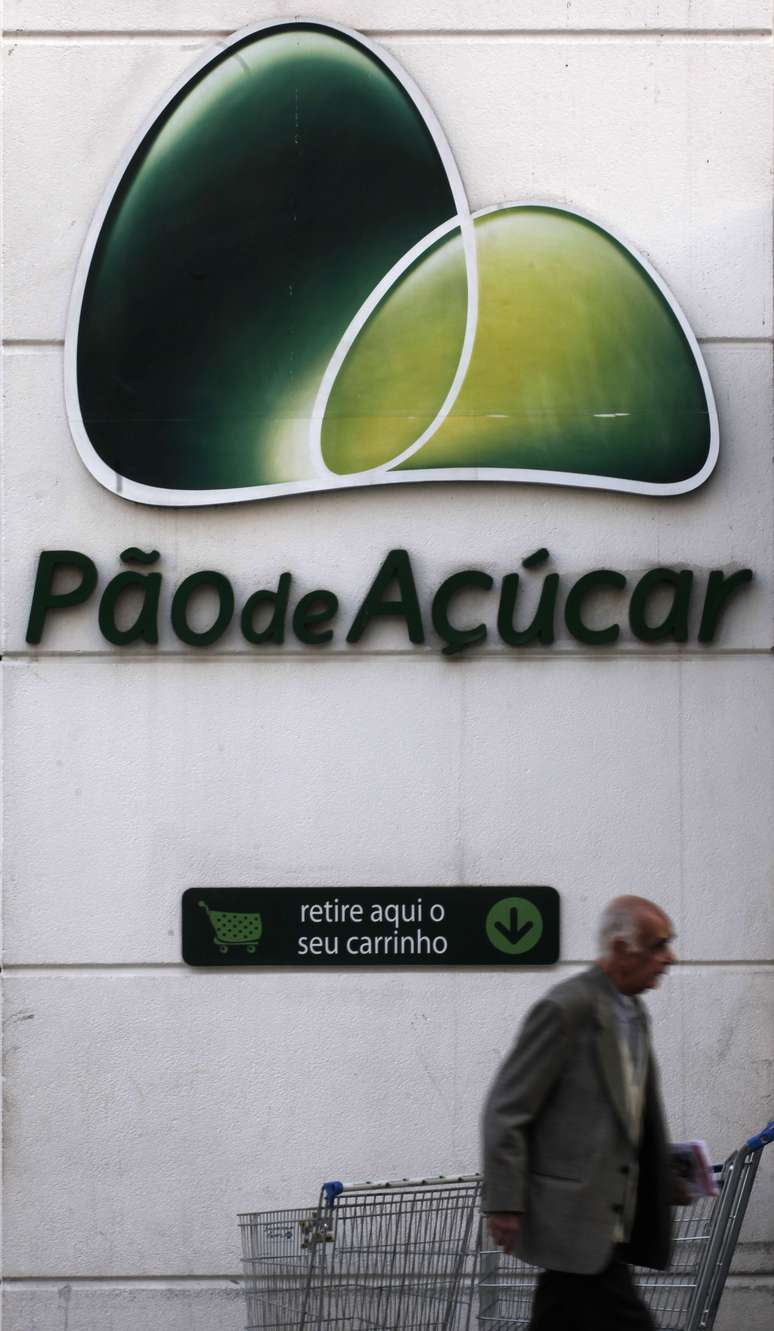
{"left": 482, "top": 966, "right": 672, "bottom": 1274}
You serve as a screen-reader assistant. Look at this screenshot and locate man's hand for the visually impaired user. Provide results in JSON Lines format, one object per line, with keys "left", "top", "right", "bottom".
{"left": 488, "top": 1212, "right": 523, "bottom": 1251}
{"left": 671, "top": 1177, "right": 693, "bottom": 1207}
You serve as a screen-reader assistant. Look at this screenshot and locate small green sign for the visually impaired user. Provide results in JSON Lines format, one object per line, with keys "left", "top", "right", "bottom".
{"left": 182, "top": 886, "right": 560, "bottom": 967}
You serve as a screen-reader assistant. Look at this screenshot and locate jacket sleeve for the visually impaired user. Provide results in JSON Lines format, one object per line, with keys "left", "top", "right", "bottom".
{"left": 481, "top": 998, "right": 568, "bottom": 1213}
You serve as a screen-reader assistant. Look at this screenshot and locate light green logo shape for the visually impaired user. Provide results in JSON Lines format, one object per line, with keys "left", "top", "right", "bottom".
{"left": 66, "top": 19, "right": 717, "bottom": 506}
{"left": 486, "top": 897, "right": 544, "bottom": 956}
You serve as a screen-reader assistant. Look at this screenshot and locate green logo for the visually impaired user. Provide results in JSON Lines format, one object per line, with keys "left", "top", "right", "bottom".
{"left": 486, "top": 897, "right": 544, "bottom": 956}
{"left": 67, "top": 20, "right": 717, "bottom": 506}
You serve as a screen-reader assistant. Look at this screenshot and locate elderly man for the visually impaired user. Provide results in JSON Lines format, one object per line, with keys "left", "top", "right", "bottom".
{"left": 482, "top": 895, "right": 676, "bottom": 1330}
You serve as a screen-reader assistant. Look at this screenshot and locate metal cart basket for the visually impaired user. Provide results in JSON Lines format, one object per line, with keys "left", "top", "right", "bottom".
{"left": 238, "top": 1120, "right": 772, "bottom": 1331}
{"left": 240, "top": 1175, "right": 482, "bottom": 1330}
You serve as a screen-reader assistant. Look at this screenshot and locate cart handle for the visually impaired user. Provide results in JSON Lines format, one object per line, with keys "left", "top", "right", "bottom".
{"left": 746, "top": 1119, "right": 774, "bottom": 1151}
{"left": 323, "top": 1181, "right": 343, "bottom": 1208}
{"left": 322, "top": 1173, "right": 480, "bottom": 1198}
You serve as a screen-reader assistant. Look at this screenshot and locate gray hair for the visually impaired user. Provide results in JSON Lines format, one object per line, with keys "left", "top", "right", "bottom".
{"left": 597, "top": 899, "right": 642, "bottom": 956}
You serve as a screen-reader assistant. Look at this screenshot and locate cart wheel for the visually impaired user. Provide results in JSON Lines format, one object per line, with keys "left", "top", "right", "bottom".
{"left": 247, "top": 945, "right": 256, "bottom": 953}
{"left": 218, "top": 945, "right": 228, "bottom": 954}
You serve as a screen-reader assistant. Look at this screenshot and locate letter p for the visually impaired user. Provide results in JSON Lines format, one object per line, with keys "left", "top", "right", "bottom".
{"left": 26, "top": 550, "right": 98, "bottom": 644}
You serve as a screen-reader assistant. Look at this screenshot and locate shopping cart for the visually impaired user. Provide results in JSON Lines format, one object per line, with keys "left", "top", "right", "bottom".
{"left": 478, "top": 1120, "right": 774, "bottom": 1331}
{"left": 239, "top": 1202, "right": 323, "bottom": 1331}
{"left": 238, "top": 1120, "right": 772, "bottom": 1331}
{"left": 239, "top": 1174, "right": 482, "bottom": 1330}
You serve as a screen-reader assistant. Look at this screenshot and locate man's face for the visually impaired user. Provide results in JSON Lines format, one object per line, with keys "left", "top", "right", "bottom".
{"left": 619, "top": 909, "right": 676, "bottom": 994}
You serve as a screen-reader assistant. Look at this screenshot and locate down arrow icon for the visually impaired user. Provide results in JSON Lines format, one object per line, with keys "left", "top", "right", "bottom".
{"left": 485, "top": 896, "right": 544, "bottom": 956}
{"left": 494, "top": 907, "right": 534, "bottom": 947}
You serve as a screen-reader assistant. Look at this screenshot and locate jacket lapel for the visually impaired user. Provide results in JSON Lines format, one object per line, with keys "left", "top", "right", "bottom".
{"left": 590, "top": 972, "right": 638, "bottom": 1146}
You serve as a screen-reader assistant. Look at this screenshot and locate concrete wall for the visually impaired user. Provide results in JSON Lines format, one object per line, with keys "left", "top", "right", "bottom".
{"left": 3, "top": 3, "right": 773, "bottom": 1328}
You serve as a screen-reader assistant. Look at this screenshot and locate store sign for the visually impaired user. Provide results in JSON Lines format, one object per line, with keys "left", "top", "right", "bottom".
{"left": 25, "top": 547, "right": 753, "bottom": 652}
{"left": 182, "top": 887, "right": 560, "bottom": 967}
{"left": 66, "top": 19, "right": 717, "bottom": 506}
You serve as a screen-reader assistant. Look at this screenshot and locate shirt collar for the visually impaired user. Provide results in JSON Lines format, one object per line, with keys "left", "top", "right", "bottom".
{"left": 594, "top": 964, "right": 637, "bottom": 1016}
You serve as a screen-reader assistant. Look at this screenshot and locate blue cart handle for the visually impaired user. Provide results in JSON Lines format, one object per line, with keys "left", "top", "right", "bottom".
{"left": 323, "top": 1181, "right": 344, "bottom": 1209}
{"left": 746, "top": 1119, "right": 774, "bottom": 1151}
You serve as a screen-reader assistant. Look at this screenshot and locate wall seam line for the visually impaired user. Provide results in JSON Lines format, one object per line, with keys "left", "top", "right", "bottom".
{"left": 4, "top": 338, "right": 774, "bottom": 350}
{"left": 2, "top": 652, "right": 772, "bottom": 664}
{"left": 4, "top": 960, "right": 773, "bottom": 975}
{"left": 3, "top": 30, "right": 772, "bottom": 43}
{"left": 6, "top": 1269, "right": 773, "bottom": 1287}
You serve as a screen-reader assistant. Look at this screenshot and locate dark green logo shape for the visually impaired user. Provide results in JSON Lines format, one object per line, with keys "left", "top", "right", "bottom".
{"left": 66, "top": 19, "right": 717, "bottom": 506}
{"left": 486, "top": 897, "right": 544, "bottom": 956}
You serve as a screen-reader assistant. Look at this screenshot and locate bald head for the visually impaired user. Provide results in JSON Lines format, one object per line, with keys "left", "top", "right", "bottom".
{"left": 598, "top": 896, "right": 666, "bottom": 955}
{"left": 597, "top": 896, "right": 676, "bottom": 995}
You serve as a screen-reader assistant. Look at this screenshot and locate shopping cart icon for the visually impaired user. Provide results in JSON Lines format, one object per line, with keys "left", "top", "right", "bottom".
{"left": 198, "top": 900, "right": 263, "bottom": 954}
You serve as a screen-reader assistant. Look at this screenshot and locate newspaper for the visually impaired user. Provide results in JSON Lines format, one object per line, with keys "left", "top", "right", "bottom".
{"left": 670, "top": 1140, "right": 719, "bottom": 1200}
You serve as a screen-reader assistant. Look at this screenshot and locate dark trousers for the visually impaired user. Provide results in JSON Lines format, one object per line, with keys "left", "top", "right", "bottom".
{"left": 529, "top": 1255, "right": 655, "bottom": 1330}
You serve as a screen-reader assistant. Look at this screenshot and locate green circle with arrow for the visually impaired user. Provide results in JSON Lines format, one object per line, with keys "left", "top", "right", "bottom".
{"left": 486, "top": 897, "right": 544, "bottom": 955}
